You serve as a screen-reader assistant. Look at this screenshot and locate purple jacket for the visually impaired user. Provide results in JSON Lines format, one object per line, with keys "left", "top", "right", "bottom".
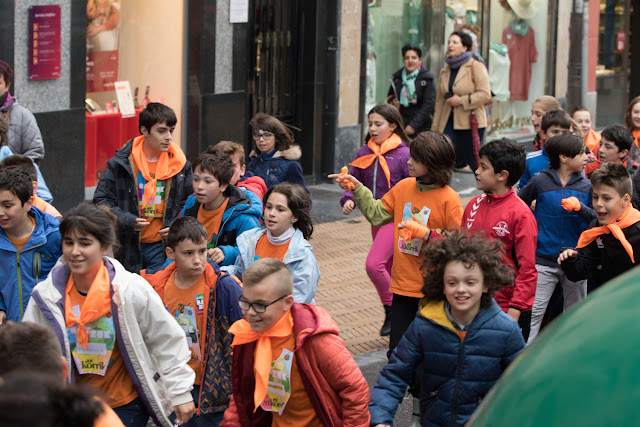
{"left": 340, "top": 142, "right": 411, "bottom": 206}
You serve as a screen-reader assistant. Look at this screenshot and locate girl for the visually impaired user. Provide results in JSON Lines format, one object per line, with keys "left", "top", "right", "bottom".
{"left": 369, "top": 231, "right": 526, "bottom": 427}
{"left": 24, "top": 203, "right": 196, "bottom": 427}
{"left": 246, "top": 113, "right": 309, "bottom": 192}
{"left": 333, "top": 130, "right": 462, "bottom": 357}
{"left": 225, "top": 182, "right": 320, "bottom": 304}
{"left": 340, "top": 103, "right": 411, "bottom": 336}
{"left": 530, "top": 95, "right": 562, "bottom": 151}
{"left": 624, "top": 96, "right": 640, "bottom": 165}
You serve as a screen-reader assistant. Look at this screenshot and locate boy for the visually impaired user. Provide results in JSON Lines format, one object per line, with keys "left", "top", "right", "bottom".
{"left": 0, "top": 167, "right": 61, "bottom": 323}
{"left": 518, "top": 109, "right": 572, "bottom": 190}
{"left": 94, "top": 102, "right": 193, "bottom": 273}
{"left": 559, "top": 162, "right": 640, "bottom": 293}
{"left": 143, "top": 217, "right": 243, "bottom": 426}
{"left": 207, "top": 141, "right": 267, "bottom": 202}
{"left": 571, "top": 105, "right": 600, "bottom": 153}
{"left": 585, "top": 125, "right": 635, "bottom": 178}
{"left": 181, "top": 151, "right": 261, "bottom": 266}
{"left": 0, "top": 154, "right": 61, "bottom": 218}
{"left": 221, "top": 258, "right": 370, "bottom": 426}
{"left": 519, "top": 134, "right": 591, "bottom": 342}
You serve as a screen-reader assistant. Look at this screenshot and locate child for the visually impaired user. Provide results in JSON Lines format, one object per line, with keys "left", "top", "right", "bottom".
{"left": 518, "top": 134, "right": 591, "bottom": 342}
{"left": 571, "top": 105, "right": 600, "bottom": 153}
{"left": 340, "top": 103, "right": 411, "bottom": 336}
{"left": 23, "top": 203, "right": 196, "bottom": 426}
{"left": 225, "top": 182, "right": 320, "bottom": 304}
{"left": 530, "top": 95, "right": 562, "bottom": 151}
{"left": 181, "top": 151, "right": 261, "bottom": 266}
{"left": 221, "top": 258, "right": 370, "bottom": 426}
{"left": 369, "top": 231, "right": 525, "bottom": 427}
{"left": 143, "top": 217, "right": 243, "bottom": 426}
{"left": 246, "top": 113, "right": 309, "bottom": 191}
{"left": 559, "top": 162, "right": 640, "bottom": 293}
{"left": 624, "top": 96, "right": 640, "bottom": 165}
{"left": 0, "top": 154, "right": 61, "bottom": 218}
{"left": 332, "top": 130, "right": 462, "bottom": 356}
{"left": 94, "top": 102, "right": 194, "bottom": 273}
{"left": 519, "top": 109, "right": 572, "bottom": 190}
{"left": 585, "top": 125, "right": 635, "bottom": 178}
{"left": 0, "top": 166, "right": 61, "bottom": 323}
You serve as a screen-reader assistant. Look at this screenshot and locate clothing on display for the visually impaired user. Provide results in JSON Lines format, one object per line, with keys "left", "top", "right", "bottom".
{"left": 502, "top": 21, "right": 537, "bottom": 101}
{"left": 488, "top": 42, "right": 510, "bottom": 102}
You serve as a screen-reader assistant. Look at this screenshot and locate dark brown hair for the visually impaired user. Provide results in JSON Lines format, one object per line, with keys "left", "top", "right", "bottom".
{"left": 409, "top": 131, "right": 455, "bottom": 186}
{"left": 421, "top": 230, "right": 514, "bottom": 308}
{"left": 63, "top": 203, "right": 118, "bottom": 251}
{"left": 0, "top": 60, "right": 12, "bottom": 86}
{"left": 167, "top": 216, "right": 208, "bottom": 249}
{"left": 366, "top": 103, "right": 411, "bottom": 144}
{"left": 591, "top": 161, "right": 632, "bottom": 198}
{"left": 207, "top": 141, "right": 246, "bottom": 166}
{"left": 249, "top": 113, "right": 296, "bottom": 153}
{"left": 263, "top": 182, "right": 313, "bottom": 240}
{"left": 193, "top": 151, "right": 235, "bottom": 186}
{"left": 624, "top": 96, "right": 640, "bottom": 132}
{"left": 0, "top": 154, "right": 37, "bottom": 181}
{"left": 545, "top": 134, "right": 585, "bottom": 170}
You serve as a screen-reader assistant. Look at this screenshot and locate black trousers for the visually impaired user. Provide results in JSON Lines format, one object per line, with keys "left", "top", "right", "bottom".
{"left": 388, "top": 293, "right": 423, "bottom": 398}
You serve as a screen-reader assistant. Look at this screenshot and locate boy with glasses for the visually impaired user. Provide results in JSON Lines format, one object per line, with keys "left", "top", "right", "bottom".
{"left": 222, "top": 258, "right": 370, "bottom": 426}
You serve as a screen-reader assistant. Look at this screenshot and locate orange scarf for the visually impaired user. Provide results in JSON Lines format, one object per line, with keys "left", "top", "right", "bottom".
{"left": 584, "top": 129, "right": 601, "bottom": 153}
{"left": 349, "top": 133, "right": 404, "bottom": 188}
{"left": 65, "top": 263, "right": 112, "bottom": 349}
{"left": 228, "top": 311, "right": 294, "bottom": 412}
{"left": 130, "top": 135, "right": 187, "bottom": 206}
{"left": 576, "top": 204, "right": 640, "bottom": 263}
{"left": 633, "top": 129, "right": 640, "bottom": 149}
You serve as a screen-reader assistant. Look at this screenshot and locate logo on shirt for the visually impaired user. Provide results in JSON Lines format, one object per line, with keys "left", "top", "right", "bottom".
{"left": 492, "top": 221, "right": 510, "bottom": 237}
{"left": 466, "top": 194, "right": 486, "bottom": 230}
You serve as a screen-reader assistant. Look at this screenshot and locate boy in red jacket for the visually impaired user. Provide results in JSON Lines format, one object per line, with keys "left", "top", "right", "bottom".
{"left": 221, "top": 258, "right": 370, "bottom": 427}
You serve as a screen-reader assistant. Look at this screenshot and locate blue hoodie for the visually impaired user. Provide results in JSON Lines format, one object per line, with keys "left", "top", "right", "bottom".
{"left": 180, "top": 185, "right": 261, "bottom": 266}
{"left": 0, "top": 206, "right": 61, "bottom": 320}
{"left": 518, "top": 148, "right": 549, "bottom": 191}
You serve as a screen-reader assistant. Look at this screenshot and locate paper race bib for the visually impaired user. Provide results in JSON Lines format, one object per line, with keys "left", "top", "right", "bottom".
{"left": 398, "top": 203, "right": 431, "bottom": 256}
{"left": 172, "top": 305, "right": 202, "bottom": 363}
{"left": 260, "top": 348, "right": 294, "bottom": 415}
{"left": 67, "top": 305, "right": 116, "bottom": 376}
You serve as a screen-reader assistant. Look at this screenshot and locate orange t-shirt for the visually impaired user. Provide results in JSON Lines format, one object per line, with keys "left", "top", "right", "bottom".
{"left": 163, "top": 272, "right": 207, "bottom": 385}
{"left": 7, "top": 216, "right": 36, "bottom": 252}
{"left": 68, "top": 284, "right": 138, "bottom": 408}
{"left": 137, "top": 161, "right": 166, "bottom": 243}
{"left": 584, "top": 129, "right": 601, "bottom": 153}
{"left": 197, "top": 198, "right": 229, "bottom": 248}
{"left": 381, "top": 178, "right": 463, "bottom": 297}
{"left": 267, "top": 334, "right": 322, "bottom": 427}
{"left": 255, "top": 234, "right": 290, "bottom": 261}
{"left": 33, "top": 195, "right": 62, "bottom": 218}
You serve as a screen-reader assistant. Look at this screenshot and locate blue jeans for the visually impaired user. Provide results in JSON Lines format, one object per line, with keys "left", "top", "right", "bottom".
{"left": 113, "top": 397, "right": 150, "bottom": 427}
{"left": 140, "top": 241, "right": 165, "bottom": 270}
{"left": 444, "top": 115, "right": 485, "bottom": 171}
{"left": 176, "top": 385, "right": 224, "bottom": 427}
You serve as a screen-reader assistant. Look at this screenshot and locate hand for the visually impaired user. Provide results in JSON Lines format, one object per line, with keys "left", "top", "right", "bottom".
{"left": 172, "top": 401, "right": 196, "bottom": 425}
{"left": 87, "top": 24, "right": 107, "bottom": 37}
{"left": 391, "top": 98, "right": 400, "bottom": 109}
{"left": 506, "top": 308, "right": 521, "bottom": 322}
{"left": 561, "top": 197, "right": 581, "bottom": 212}
{"left": 530, "top": 200, "right": 537, "bottom": 212}
{"left": 342, "top": 200, "right": 355, "bottom": 215}
{"left": 405, "top": 125, "right": 415, "bottom": 135}
{"left": 398, "top": 218, "right": 429, "bottom": 241}
{"left": 557, "top": 249, "right": 578, "bottom": 264}
{"left": 134, "top": 218, "right": 150, "bottom": 231}
{"left": 0, "top": 311, "right": 5, "bottom": 325}
{"left": 328, "top": 168, "right": 361, "bottom": 191}
{"left": 158, "top": 227, "right": 170, "bottom": 240}
{"left": 208, "top": 248, "right": 225, "bottom": 264}
{"left": 446, "top": 94, "right": 462, "bottom": 107}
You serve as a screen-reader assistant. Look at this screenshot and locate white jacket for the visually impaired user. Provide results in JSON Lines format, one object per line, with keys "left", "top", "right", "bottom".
{"left": 24, "top": 257, "right": 195, "bottom": 427}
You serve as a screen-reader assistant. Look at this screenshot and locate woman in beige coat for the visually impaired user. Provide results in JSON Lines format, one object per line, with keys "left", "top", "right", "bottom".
{"left": 432, "top": 31, "right": 491, "bottom": 171}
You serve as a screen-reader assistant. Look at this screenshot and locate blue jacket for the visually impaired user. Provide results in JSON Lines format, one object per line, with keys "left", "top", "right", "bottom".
{"left": 518, "top": 167, "right": 592, "bottom": 266}
{"left": 223, "top": 227, "right": 319, "bottom": 304}
{"left": 0, "top": 206, "right": 61, "bottom": 321}
{"left": 0, "top": 145, "right": 53, "bottom": 202}
{"left": 369, "top": 299, "right": 525, "bottom": 427}
{"left": 181, "top": 185, "right": 261, "bottom": 266}
{"left": 246, "top": 145, "right": 309, "bottom": 191}
{"left": 518, "top": 148, "right": 549, "bottom": 191}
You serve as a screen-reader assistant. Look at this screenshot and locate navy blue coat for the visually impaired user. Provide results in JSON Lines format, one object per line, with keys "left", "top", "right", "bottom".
{"left": 246, "top": 145, "right": 308, "bottom": 191}
{"left": 369, "top": 299, "right": 525, "bottom": 427}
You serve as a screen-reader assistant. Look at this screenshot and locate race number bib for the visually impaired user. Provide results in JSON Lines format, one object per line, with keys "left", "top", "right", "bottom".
{"left": 260, "top": 348, "right": 294, "bottom": 415}
{"left": 398, "top": 203, "right": 431, "bottom": 256}
{"left": 172, "top": 305, "right": 202, "bottom": 363}
{"left": 67, "top": 305, "right": 116, "bottom": 376}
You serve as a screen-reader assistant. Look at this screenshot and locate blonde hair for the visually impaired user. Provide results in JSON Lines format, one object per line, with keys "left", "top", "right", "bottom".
{"left": 243, "top": 258, "right": 293, "bottom": 294}
{"left": 533, "top": 95, "right": 562, "bottom": 114}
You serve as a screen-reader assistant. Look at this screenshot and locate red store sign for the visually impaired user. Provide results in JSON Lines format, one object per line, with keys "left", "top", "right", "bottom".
{"left": 28, "top": 5, "right": 62, "bottom": 80}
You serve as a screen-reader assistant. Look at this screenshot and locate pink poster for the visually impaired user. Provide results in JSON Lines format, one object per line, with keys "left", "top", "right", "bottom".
{"left": 28, "top": 5, "right": 62, "bottom": 80}
{"left": 86, "top": 0, "right": 121, "bottom": 92}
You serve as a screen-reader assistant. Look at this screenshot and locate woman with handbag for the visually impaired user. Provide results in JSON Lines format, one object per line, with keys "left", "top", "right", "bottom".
{"left": 432, "top": 31, "right": 491, "bottom": 172}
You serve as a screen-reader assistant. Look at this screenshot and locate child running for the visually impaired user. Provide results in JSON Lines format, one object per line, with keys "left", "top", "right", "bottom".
{"left": 369, "top": 231, "right": 525, "bottom": 427}
{"left": 340, "top": 103, "right": 411, "bottom": 336}
{"left": 530, "top": 95, "right": 562, "bottom": 151}
{"left": 571, "top": 105, "right": 600, "bottom": 154}
{"left": 24, "top": 203, "right": 196, "bottom": 427}
{"left": 225, "top": 182, "right": 319, "bottom": 304}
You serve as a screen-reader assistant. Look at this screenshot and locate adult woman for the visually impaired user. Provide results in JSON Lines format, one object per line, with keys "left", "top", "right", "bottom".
{"left": 387, "top": 45, "right": 435, "bottom": 137}
{"left": 432, "top": 31, "right": 491, "bottom": 171}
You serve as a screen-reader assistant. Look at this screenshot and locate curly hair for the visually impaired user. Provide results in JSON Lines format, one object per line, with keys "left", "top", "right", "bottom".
{"left": 421, "top": 230, "right": 514, "bottom": 308}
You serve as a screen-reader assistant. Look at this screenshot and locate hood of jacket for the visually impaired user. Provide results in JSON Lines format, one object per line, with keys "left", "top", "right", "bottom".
{"left": 417, "top": 298, "right": 503, "bottom": 333}
{"left": 290, "top": 302, "right": 340, "bottom": 350}
{"left": 249, "top": 144, "right": 302, "bottom": 161}
{"left": 183, "top": 184, "right": 262, "bottom": 223}
{"left": 0, "top": 206, "right": 60, "bottom": 252}
{"left": 237, "top": 227, "right": 312, "bottom": 264}
{"left": 142, "top": 258, "right": 222, "bottom": 297}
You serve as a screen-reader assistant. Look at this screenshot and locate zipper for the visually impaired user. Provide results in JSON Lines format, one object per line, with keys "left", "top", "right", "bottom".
{"left": 372, "top": 158, "right": 379, "bottom": 199}
{"left": 450, "top": 336, "right": 466, "bottom": 427}
{"left": 16, "top": 242, "right": 46, "bottom": 319}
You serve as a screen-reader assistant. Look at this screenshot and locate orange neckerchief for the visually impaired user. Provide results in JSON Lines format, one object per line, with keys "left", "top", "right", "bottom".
{"left": 349, "top": 133, "right": 404, "bottom": 188}
{"left": 633, "top": 129, "right": 640, "bottom": 149}
{"left": 576, "top": 204, "right": 640, "bottom": 262}
{"left": 584, "top": 129, "right": 601, "bottom": 153}
{"left": 228, "top": 310, "right": 294, "bottom": 412}
{"left": 64, "top": 262, "right": 112, "bottom": 349}
{"left": 130, "top": 135, "right": 187, "bottom": 206}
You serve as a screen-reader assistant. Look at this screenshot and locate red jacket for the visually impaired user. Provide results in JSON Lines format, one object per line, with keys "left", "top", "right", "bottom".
{"left": 462, "top": 190, "right": 538, "bottom": 312}
{"left": 221, "top": 303, "right": 370, "bottom": 426}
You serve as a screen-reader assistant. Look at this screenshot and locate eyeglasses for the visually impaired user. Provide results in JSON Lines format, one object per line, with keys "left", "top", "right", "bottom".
{"left": 237, "top": 295, "right": 287, "bottom": 313}
{"left": 253, "top": 132, "right": 274, "bottom": 141}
